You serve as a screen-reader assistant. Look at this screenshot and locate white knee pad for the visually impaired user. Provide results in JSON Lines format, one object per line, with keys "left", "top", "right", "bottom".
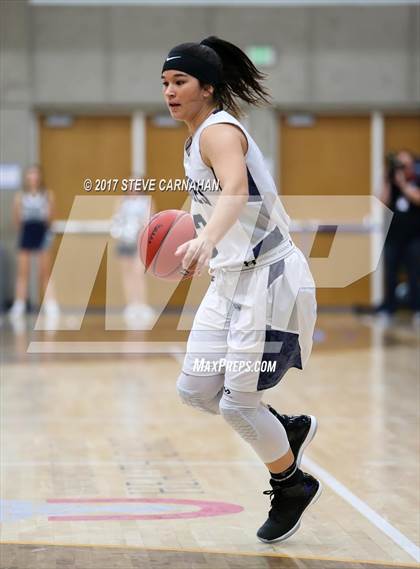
{"left": 219, "top": 390, "right": 263, "bottom": 442}
{"left": 176, "top": 372, "right": 224, "bottom": 415}
{"left": 219, "top": 389, "right": 290, "bottom": 463}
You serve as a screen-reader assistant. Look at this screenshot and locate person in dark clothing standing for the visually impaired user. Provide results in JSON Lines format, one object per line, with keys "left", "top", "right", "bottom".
{"left": 379, "top": 150, "right": 420, "bottom": 321}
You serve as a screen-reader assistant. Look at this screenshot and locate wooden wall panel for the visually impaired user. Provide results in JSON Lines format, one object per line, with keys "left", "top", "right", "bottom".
{"left": 279, "top": 115, "right": 371, "bottom": 307}
{"left": 40, "top": 116, "right": 131, "bottom": 308}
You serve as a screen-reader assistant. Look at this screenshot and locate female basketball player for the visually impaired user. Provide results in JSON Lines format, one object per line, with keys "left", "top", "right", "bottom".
{"left": 161, "top": 37, "right": 321, "bottom": 543}
{"left": 9, "top": 165, "right": 59, "bottom": 320}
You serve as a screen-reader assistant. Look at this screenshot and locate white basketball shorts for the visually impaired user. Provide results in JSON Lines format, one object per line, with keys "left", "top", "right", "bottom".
{"left": 182, "top": 246, "right": 317, "bottom": 392}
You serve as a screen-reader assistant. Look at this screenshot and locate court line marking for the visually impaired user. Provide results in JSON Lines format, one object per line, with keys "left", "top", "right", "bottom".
{"left": 302, "top": 456, "right": 420, "bottom": 563}
{"left": 1, "top": 460, "right": 264, "bottom": 466}
{"left": 6, "top": 455, "right": 416, "bottom": 466}
{"left": 3, "top": 460, "right": 418, "bottom": 559}
{"left": 169, "top": 344, "right": 185, "bottom": 365}
{"left": 27, "top": 341, "right": 188, "bottom": 353}
{"left": 0, "top": 540, "right": 417, "bottom": 567}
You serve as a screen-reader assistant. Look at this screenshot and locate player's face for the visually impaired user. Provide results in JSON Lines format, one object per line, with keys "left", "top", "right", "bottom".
{"left": 25, "top": 167, "right": 41, "bottom": 190}
{"left": 161, "top": 70, "right": 212, "bottom": 121}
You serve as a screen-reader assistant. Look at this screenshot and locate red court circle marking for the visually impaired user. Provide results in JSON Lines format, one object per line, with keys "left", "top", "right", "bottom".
{"left": 46, "top": 497, "right": 243, "bottom": 521}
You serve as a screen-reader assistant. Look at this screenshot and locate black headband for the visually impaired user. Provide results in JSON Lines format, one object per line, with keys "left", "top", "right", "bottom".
{"left": 162, "top": 48, "right": 222, "bottom": 86}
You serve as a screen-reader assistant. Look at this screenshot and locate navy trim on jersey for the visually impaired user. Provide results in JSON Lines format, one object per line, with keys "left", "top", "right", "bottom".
{"left": 246, "top": 167, "right": 262, "bottom": 200}
{"left": 210, "top": 166, "right": 222, "bottom": 190}
{"left": 268, "top": 258, "right": 285, "bottom": 288}
{"left": 251, "top": 226, "right": 283, "bottom": 261}
{"left": 257, "top": 328, "right": 302, "bottom": 391}
{"left": 185, "top": 137, "right": 192, "bottom": 156}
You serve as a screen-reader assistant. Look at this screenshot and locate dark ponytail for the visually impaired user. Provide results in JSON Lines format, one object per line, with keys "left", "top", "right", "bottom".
{"left": 200, "top": 36, "right": 271, "bottom": 116}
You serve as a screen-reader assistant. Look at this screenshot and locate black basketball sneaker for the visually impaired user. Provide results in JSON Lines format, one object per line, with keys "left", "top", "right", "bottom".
{"left": 257, "top": 471, "right": 322, "bottom": 543}
{"left": 266, "top": 405, "right": 318, "bottom": 466}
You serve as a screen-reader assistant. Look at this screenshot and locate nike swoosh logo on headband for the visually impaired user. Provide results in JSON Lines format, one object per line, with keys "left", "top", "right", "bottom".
{"left": 166, "top": 56, "right": 181, "bottom": 61}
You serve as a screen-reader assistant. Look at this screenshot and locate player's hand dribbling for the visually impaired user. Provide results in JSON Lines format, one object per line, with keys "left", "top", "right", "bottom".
{"left": 175, "top": 235, "right": 215, "bottom": 276}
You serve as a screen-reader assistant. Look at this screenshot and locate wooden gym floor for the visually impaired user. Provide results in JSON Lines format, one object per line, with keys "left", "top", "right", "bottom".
{"left": 0, "top": 312, "right": 419, "bottom": 569}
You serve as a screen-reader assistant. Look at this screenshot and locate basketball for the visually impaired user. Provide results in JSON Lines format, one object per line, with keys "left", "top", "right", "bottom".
{"left": 138, "top": 209, "right": 197, "bottom": 280}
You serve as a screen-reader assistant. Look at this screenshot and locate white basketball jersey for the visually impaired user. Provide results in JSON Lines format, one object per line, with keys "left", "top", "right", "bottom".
{"left": 21, "top": 191, "right": 50, "bottom": 222}
{"left": 184, "top": 109, "right": 291, "bottom": 270}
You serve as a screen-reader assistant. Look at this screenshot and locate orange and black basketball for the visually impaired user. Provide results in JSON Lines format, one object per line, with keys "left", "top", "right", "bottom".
{"left": 138, "top": 209, "right": 197, "bottom": 281}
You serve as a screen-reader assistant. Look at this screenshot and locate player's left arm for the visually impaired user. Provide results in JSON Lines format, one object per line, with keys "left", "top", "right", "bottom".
{"left": 176, "top": 124, "right": 248, "bottom": 274}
